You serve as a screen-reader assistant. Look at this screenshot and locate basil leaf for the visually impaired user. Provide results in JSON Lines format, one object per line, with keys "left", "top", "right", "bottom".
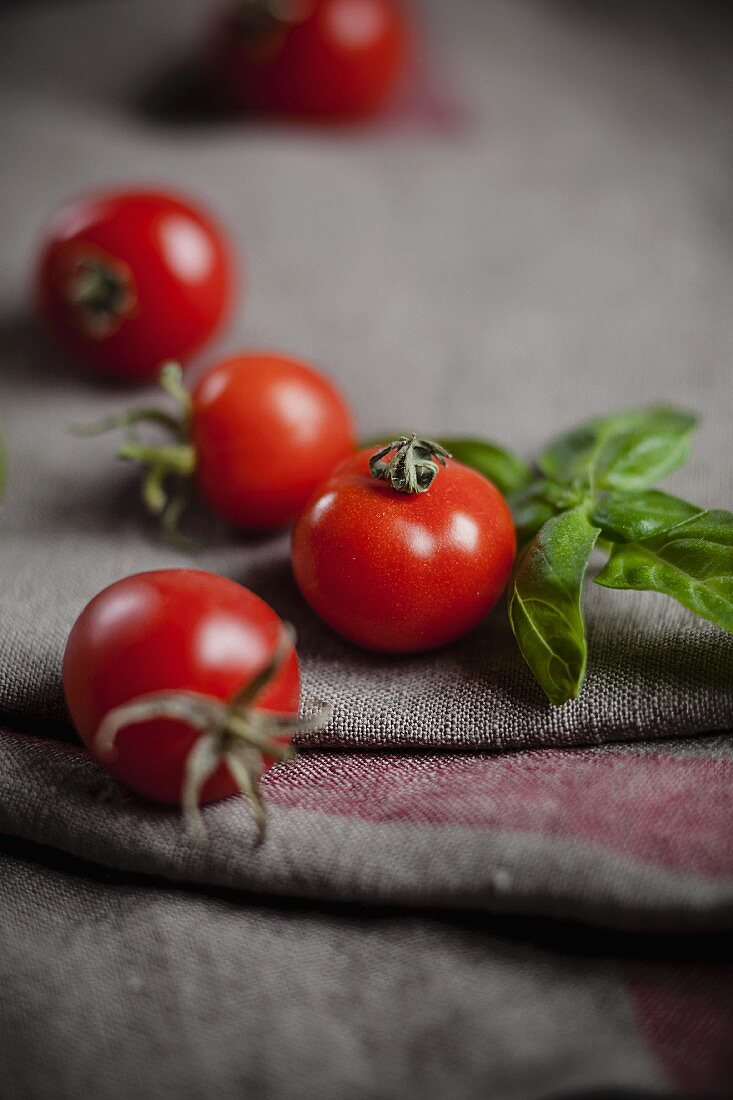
{"left": 439, "top": 437, "right": 533, "bottom": 497}
{"left": 591, "top": 489, "right": 705, "bottom": 543}
{"left": 509, "top": 508, "right": 600, "bottom": 705}
{"left": 507, "top": 480, "right": 557, "bottom": 546}
{"left": 538, "top": 407, "right": 697, "bottom": 492}
{"left": 595, "top": 509, "right": 733, "bottom": 633}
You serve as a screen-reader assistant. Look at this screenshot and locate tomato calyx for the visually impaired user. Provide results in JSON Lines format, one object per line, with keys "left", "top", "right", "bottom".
{"left": 75, "top": 362, "right": 197, "bottom": 540}
{"left": 369, "top": 435, "right": 452, "bottom": 494}
{"left": 94, "top": 624, "right": 331, "bottom": 841}
{"left": 60, "top": 247, "right": 138, "bottom": 340}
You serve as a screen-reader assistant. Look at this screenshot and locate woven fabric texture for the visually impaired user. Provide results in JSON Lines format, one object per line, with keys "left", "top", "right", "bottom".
{"left": 1, "top": 2, "right": 733, "bottom": 1096}
{"left": 2, "top": 728, "right": 732, "bottom": 932}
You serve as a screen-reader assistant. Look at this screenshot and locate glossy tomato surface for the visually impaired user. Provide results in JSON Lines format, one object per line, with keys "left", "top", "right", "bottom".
{"left": 292, "top": 449, "right": 516, "bottom": 652}
{"left": 63, "top": 570, "right": 299, "bottom": 805}
{"left": 191, "top": 352, "right": 356, "bottom": 529}
{"left": 37, "top": 190, "right": 234, "bottom": 380}
{"left": 209, "top": 0, "right": 409, "bottom": 117}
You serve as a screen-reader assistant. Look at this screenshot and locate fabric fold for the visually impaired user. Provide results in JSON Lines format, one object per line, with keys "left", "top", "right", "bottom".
{"left": 2, "top": 727, "right": 731, "bottom": 932}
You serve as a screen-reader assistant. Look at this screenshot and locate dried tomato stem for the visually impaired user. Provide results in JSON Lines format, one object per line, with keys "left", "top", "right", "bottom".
{"left": 370, "top": 435, "right": 452, "bottom": 494}
{"left": 63, "top": 252, "right": 138, "bottom": 339}
{"left": 92, "top": 625, "right": 331, "bottom": 841}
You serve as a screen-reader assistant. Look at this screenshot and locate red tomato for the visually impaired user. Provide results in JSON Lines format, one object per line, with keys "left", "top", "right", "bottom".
{"left": 37, "top": 189, "right": 235, "bottom": 381}
{"left": 63, "top": 570, "right": 299, "bottom": 808}
{"left": 190, "top": 352, "right": 356, "bottom": 528}
{"left": 208, "top": 0, "right": 409, "bottom": 118}
{"left": 291, "top": 444, "right": 516, "bottom": 652}
{"left": 108, "top": 353, "right": 356, "bottom": 531}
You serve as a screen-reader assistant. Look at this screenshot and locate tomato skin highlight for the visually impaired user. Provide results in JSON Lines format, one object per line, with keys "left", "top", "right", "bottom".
{"left": 209, "top": 0, "right": 409, "bottom": 118}
{"left": 62, "top": 570, "right": 299, "bottom": 805}
{"left": 191, "top": 352, "right": 356, "bottom": 529}
{"left": 37, "top": 190, "right": 235, "bottom": 381}
{"left": 291, "top": 449, "right": 516, "bottom": 653}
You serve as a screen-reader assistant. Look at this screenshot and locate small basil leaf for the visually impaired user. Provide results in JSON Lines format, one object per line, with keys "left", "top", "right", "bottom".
{"left": 538, "top": 409, "right": 641, "bottom": 484}
{"left": 538, "top": 407, "right": 697, "bottom": 491}
{"left": 595, "top": 509, "right": 733, "bottom": 633}
{"left": 597, "top": 413, "right": 697, "bottom": 491}
{"left": 509, "top": 508, "right": 600, "bottom": 705}
{"left": 439, "top": 437, "right": 533, "bottom": 497}
{"left": 507, "top": 480, "right": 557, "bottom": 546}
{"left": 591, "top": 490, "right": 705, "bottom": 543}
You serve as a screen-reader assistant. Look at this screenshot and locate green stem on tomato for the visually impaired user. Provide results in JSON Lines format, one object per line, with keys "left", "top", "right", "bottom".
{"left": 93, "top": 623, "right": 331, "bottom": 842}
{"left": 74, "top": 362, "right": 200, "bottom": 539}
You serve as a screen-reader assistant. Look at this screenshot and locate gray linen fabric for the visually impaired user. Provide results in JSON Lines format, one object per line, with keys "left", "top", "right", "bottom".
{"left": 1, "top": 839, "right": 671, "bottom": 1100}
{"left": 1, "top": 0, "right": 732, "bottom": 751}
{"left": 2, "top": 728, "right": 732, "bottom": 933}
{"left": 2, "top": 3, "right": 733, "bottom": 1097}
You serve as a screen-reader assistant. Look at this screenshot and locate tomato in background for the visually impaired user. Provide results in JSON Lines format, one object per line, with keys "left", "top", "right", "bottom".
{"left": 208, "top": 0, "right": 410, "bottom": 118}
{"left": 37, "top": 190, "right": 235, "bottom": 381}
{"left": 292, "top": 441, "right": 516, "bottom": 653}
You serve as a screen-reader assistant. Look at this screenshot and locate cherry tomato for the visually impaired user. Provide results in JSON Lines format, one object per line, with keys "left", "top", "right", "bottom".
{"left": 291, "top": 440, "right": 516, "bottom": 652}
{"left": 191, "top": 352, "right": 356, "bottom": 528}
{"left": 37, "top": 189, "right": 235, "bottom": 381}
{"left": 107, "top": 353, "right": 356, "bottom": 532}
{"left": 63, "top": 569, "right": 300, "bottom": 811}
{"left": 208, "top": 0, "right": 409, "bottom": 118}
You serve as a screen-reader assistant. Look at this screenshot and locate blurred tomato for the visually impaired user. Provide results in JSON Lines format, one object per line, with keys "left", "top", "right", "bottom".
{"left": 37, "top": 189, "right": 235, "bottom": 381}
{"left": 208, "top": 0, "right": 409, "bottom": 118}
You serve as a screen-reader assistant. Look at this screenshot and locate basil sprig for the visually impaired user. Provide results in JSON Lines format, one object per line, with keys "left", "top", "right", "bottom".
{"left": 422, "top": 408, "right": 730, "bottom": 705}
{"left": 366, "top": 411, "right": 730, "bottom": 703}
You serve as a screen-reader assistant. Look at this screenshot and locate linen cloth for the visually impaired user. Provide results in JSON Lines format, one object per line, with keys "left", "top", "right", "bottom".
{"left": 2, "top": 728, "right": 732, "bottom": 932}
{"left": 1, "top": 0, "right": 732, "bottom": 1097}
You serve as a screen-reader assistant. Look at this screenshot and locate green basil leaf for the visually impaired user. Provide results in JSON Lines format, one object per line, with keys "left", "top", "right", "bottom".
{"left": 591, "top": 489, "right": 705, "bottom": 543}
{"left": 439, "top": 437, "right": 533, "bottom": 497}
{"left": 595, "top": 509, "right": 733, "bottom": 633}
{"left": 538, "top": 407, "right": 697, "bottom": 491}
{"left": 508, "top": 508, "right": 600, "bottom": 705}
{"left": 507, "top": 480, "right": 557, "bottom": 546}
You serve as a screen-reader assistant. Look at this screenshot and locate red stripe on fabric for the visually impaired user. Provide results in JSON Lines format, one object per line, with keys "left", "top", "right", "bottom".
{"left": 3, "top": 729, "right": 731, "bottom": 878}
{"left": 264, "top": 747, "right": 733, "bottom": 876}
{"left": 624, "top": 962, "right": 733, "bottom": 1095}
